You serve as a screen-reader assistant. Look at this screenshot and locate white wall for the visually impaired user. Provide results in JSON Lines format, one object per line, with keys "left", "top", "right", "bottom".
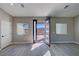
{"left": 12, "top": 17, "right": 46, "bottom": 43}
{"left": 0, "top": 8, "right": 12, "bottom": 49}
{"left": 74, "top": 16, "right": 79, "bottom": 43}
{"left": 0, "top": 8, "right": 76, "bottom": 45}
{"left": 51, "top": 17, "right": 74, "bottom": 43}
{"left": 12, "top": 17, "right": 33, "bottom": 43}
{"left": 12, "top": 17, "right": 75, "bottom": 44}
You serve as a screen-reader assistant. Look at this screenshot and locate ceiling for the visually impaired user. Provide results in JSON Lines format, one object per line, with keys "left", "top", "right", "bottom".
{"left": 0, "top": 3, "right": 79, "bottom": 17}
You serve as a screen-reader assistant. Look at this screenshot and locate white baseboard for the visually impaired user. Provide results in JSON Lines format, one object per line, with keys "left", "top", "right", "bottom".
{"left": 74, "top": 41, "right": 79, "bottom": 44}
{"left": 0, "top": 42, "right": 32, "bottom": 51}
{"left": 0, "top": 42, "right": 12, "bottom": 51}
{"left": 51, "top": 41, "right": 79, "bottom": 44}
{"left": 51, "top": 41, "right": 75, "bottom": 43}
{"left": 12, "top": 42, "right": 33, "bottom": 44}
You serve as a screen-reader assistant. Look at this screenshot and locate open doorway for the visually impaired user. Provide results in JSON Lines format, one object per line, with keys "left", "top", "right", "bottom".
{"left": 33, "top": 18, "right": 50, "bottom": 46}
{"left": 37, "top": 22, "right": 45, "bottom": 43}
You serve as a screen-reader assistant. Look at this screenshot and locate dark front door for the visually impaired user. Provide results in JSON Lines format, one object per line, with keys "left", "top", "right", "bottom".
{"left": 33, "top": 20, "right": 37, "bottom": 43}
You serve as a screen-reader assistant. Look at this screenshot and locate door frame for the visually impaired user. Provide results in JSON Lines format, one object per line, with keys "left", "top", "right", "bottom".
{"left": 45, "top": 17, "right": 51, "bottom": 47}
{"left": 33, "top": 17, "right": 51, "bottom": 47}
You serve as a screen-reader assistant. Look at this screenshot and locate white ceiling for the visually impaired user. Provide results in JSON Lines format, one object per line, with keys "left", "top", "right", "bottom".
{"left": 0, "top": 3, "right": 79, "bottom": 17}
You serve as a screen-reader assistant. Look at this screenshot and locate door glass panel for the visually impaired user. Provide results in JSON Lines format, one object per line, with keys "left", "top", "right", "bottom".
{"left": 34, "top": 21, "right": 36, "bottom": 41}
{"left": 45, "top": 20, "right": 49, "bottom": 44}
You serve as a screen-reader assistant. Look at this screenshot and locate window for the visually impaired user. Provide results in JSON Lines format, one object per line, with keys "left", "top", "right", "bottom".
{"left": 56, "top": 23, "right": 67, "bottom": 35}
{"left": 17, "top": 23, "right": 29, "bottom": 35}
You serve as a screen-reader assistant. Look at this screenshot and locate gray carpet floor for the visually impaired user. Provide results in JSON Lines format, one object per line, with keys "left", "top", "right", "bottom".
{"left": 0, "top": 43, "right": 79, "bottom": 56}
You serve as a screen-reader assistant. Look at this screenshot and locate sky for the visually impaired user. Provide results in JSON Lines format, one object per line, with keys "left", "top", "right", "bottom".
{"left": 37, "top": 23, "right": 45, "bottom": 29}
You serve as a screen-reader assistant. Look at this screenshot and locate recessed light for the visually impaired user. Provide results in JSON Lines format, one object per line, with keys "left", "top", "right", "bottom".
{"left": 10, "top": 3, "right": 14, "bottom": 5}
{"left": 64, "top": 5, "right": 70, "bottom": 9}
{"left": 20, "top": 4, "right": 24, "bottom": 8}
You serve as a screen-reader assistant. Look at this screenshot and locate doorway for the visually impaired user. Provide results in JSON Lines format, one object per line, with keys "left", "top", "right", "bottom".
{"left": 33, "top": 18, "right": 50, "bottom": 46}
{"left": 37, "top": 22, "right": 45, "bottom": 43}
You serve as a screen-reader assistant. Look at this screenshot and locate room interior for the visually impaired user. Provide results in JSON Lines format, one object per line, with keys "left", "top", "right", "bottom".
{"left": 0, "top": 3, "right": 79, "bottom": 56}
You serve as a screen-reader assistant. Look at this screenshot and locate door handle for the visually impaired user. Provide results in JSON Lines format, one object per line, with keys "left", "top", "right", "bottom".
{"left": 2, "top": 36, "right": 4, "bottom": 37}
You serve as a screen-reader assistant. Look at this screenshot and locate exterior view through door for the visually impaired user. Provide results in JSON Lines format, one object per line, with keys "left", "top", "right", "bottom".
{"left": 33, "top": 18, "right": 50, "bottom": 46}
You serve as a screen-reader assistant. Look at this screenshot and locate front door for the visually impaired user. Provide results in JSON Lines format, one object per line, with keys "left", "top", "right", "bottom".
{"left": 44, "top": 18, "right": 51, "bottom": 46}
{"left": 1, "top": 20, "right": 11, "bottom": 49}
